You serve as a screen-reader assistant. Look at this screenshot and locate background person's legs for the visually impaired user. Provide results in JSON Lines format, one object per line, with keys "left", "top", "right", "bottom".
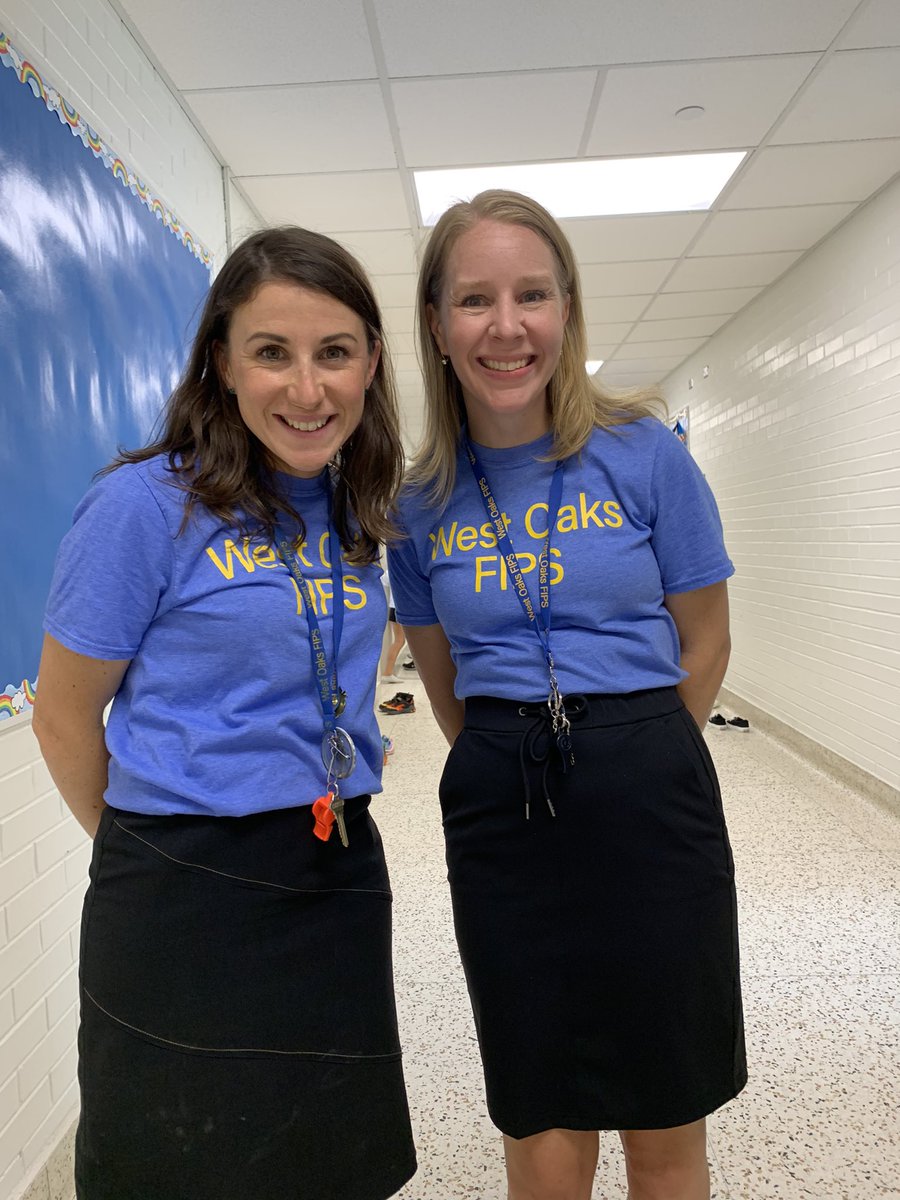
{"left": 382, "top": 609, "right": 406, "bottom": 681}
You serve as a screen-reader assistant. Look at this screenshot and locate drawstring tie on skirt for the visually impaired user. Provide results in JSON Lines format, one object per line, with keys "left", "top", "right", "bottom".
{"left": 515, "top": 695, "right": 588, "bottom": 820}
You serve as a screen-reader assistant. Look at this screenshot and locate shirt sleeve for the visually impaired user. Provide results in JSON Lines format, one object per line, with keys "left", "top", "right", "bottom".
{"left": 648, "top": 425, "right": 735, "bottom": 595}
{"left": 386, "top": 503, "right": 440, "bottom": 626}
{"left": 43, "top": 465, "right": 175, "bottom": 660}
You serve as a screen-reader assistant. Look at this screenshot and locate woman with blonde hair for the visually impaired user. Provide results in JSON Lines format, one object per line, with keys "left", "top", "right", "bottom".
{"left": 389, "top": 190, "right": 745, "bottom": 1199}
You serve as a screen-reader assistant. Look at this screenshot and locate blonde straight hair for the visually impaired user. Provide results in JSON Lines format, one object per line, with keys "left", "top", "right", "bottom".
{"left": 407, "top": 189, "right": 665, "bottom": 508}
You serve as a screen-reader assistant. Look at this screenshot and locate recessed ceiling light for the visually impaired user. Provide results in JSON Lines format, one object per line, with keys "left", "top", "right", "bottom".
{"left": 585, "top": 360, "right": 604, "bottom": 374}
{"left": 414, "top": 152, "right": 745, "bottom": 226}
{"left": 675, "top": 105, "right": 706, "bottom": 121}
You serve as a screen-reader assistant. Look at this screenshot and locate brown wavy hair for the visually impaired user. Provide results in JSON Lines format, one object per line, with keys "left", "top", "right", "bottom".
{"left": 407, "top": 189, "right": 665, "bottom": 508}
{"left": 103, "top": 226, "right": 403, "bottom": 564}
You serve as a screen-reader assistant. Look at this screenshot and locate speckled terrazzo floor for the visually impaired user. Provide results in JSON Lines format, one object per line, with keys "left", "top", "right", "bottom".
{"left": 374, "top": 679, "right": 900, "bottom": 1200}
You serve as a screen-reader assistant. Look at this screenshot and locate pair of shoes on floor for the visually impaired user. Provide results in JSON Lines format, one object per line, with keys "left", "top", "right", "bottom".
{"left": 379, "top": 692, "right": 415, "bottom": 715}
{"left": 708, "top": 713, "right": 750, "bottom": 731}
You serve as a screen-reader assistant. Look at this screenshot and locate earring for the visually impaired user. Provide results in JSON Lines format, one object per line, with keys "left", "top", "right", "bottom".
{"left": 440, "top": 356, "right": 448, "bottom": 367}
{"left": 226, "top": 387, "right": 236, "bottom": 395}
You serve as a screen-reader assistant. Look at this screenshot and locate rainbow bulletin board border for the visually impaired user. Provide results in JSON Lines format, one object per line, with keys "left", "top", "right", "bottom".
{"left": 0, "top": 31, "right": 211, "bottom": 721}
{"left": 0, "top": 32, "right": 211, "bottom": 269}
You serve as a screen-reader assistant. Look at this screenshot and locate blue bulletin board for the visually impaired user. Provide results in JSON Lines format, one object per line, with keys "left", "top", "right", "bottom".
{"left": 0, "top": 34, "right": 212, "bottom": 721}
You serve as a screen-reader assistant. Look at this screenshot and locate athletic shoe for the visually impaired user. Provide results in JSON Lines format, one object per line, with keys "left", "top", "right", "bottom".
{"left": 380, "top": 674, "right": 403, "bottom": 683}
{"left": 381, "top": 734, "right": 394, "bottom": 764}
{"left": 401, "top": 660, "right": 417, "bottom": 672}
{"left": 379, "top": 693, "right": 415, "bottom": 715}
{"left": 708, "top": 713, "right": 728, "bottom": 729}
{"left": 727, "top": 716, "right": 750, "bottom": 731}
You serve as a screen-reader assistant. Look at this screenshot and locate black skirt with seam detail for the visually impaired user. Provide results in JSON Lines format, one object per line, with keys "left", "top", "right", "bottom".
{"left": 439, "top": 687, "right": 746, "bottom": 1140}
{"left": 76, "top": 799, "right": 416, "bottom": 1200}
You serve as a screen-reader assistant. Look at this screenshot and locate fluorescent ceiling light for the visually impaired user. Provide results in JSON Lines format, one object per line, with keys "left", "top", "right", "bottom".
{"left": 585, "top": 360, "right": 604, "bottom": 374}
{"left": 414, "top": 152, "right": 746, "bottom": 227}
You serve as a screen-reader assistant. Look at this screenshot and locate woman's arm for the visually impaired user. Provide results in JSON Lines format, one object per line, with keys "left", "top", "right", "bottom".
{"left": 401, "top": 623, "right": 464, "bottom": 746}
{"left": 32, "top": 634, "right": 130, "bottom": 838}
{"left": 663, "top": 580, "right": 731, "bottom": 729}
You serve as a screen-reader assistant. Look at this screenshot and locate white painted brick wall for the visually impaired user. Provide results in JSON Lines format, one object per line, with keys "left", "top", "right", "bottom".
{"left": 0, "top": 720, "right": 87, "bottom": 1200}
{"left": 0, "top": 0, "right": 227, "bottom": 261}
{"left": 0, "top": 0, "right": 228, "bottom": 1195}
{"left": 228, "top": 177, "right": 266, "bottom": 250}
{"left": 663, "top": 174, "right": 900, "bottom": 793}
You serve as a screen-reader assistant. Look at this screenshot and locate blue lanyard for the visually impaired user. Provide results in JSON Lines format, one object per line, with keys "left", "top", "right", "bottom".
{"left": 464, "top": 435, "right": 574, "bottom": 767}
{"left": 464, "top": 436, "right": 563, "bottom": 663}
{"left": 276, "top": 517, "right": 345, "bottom": 734}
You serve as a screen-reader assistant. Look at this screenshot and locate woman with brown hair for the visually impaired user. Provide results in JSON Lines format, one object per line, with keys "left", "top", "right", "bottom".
{"left": 33, "top": 227, "right": 416, "bottom": 1200}
{"left": 389, "top": 191, "right": 746, "bottom": 1200}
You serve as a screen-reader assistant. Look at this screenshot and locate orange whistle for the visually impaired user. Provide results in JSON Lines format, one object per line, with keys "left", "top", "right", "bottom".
{"left": 312, "top": 795, "right": 335, "bottom": 842}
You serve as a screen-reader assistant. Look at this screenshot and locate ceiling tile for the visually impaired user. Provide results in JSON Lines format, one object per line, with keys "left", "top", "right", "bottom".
{"left": 327, "top": 230, "right": 418, "bottom": 277}
{"left": 563, "top": 214, "right": 706, "bottom": 264}
{"left": 723, "top": 141, "right": 900, "bottom": 208}
{"left": 374, "top": 275, "right": 419, "bottom": 309}
{"left": 185, "top": 83, "right": 396, "bottom": 175}
{"left": 392, "top": 72, "right": 596, "bottom": 168}
{"left": 691, "top": 204, "right": 856, "bottom": 256}
{"left": 604, "top": 355, "right": 688, "bottom": 373}
{"left": 584, "top": 343, "right": 621, "bottom": 361}
{"left": 580, "top": 260, "right": 677, "bottom": 297}
{"left": 585, "top": 322, "right": 635, "bottom": 343}
{"left": 600, "top": 370, "right": 668, "bottom": 387}
{"left": 582, "top": 296, "right": 653, "bottom": 323}
{"left": 118, "top": 0, "right": 376, "bottom": 89}
{"left": 839, "top": 0, "right": 900, "bottom": 49}
{"left": 373, "top": 0, "right": 857, "bottom": 76}
{"left": 618, "top": 338, "right": 709, "bottom": 358}
{"left": 665, "top": 251, "right": 803, "bottom": 290}
{"left": 770, "top": 49, "right": 900, "bottom": 143}
{"left": 627, "top": 316, "right": 729, "bottom": 341}
{"left": 585, "top": 56, "right": 817, "bottom": 156}
{"left": 240, "top": 171, "right": 410, "bottom": 231}
{"left": 644, "top": 287, "right": 762, "bottom": 319}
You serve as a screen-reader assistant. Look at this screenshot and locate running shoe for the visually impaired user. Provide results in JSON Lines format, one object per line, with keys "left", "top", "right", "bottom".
{"left": 708, "top": 713, "right": 728, "bottom": 729}
{"left": 379, "top": 693, "right": 415, "bottom": 715}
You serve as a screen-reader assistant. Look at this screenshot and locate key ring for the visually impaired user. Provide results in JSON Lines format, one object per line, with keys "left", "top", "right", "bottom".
{"left": 320, "top": 727, "right": 356, "bottom": 780}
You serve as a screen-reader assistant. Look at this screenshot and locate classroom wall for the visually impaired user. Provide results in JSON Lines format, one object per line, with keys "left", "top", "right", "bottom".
{"left": 663, "top": 174, "right": 900, "bottom": 794}
{"left": 0, "top": 2, "right": 229, "bottom": 1196}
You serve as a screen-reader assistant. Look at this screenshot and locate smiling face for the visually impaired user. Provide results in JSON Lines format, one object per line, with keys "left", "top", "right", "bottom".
{"left": 217, "top": 280, "right": 380, "bottom": 478}
{"left": 428, "top": 219, "right": 570, "bottom": 448}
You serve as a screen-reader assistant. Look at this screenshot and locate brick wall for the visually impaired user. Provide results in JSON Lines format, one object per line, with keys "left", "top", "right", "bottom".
{"left": 663, "top": 174, "right": 900, "bottom": 793}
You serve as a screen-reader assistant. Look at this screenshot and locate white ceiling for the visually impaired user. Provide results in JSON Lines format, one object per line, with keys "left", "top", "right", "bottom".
{"left": 112, "top": 0, "right": 900, "bottom": 439}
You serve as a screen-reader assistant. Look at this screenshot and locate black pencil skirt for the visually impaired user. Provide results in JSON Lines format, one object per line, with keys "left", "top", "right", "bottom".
{"left": 76, "top": 800, "right": 416, "bottom": 1200}
{"left": 440, "top": 688, "right": 747, "bottom": 1140}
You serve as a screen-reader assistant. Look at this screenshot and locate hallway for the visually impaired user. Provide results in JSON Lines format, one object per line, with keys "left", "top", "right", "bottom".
{"left": 375, "top": 685, "right": 900, "bottom": 1199}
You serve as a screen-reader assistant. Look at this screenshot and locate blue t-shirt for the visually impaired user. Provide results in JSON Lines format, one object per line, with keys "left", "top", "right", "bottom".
{"left": 388, "top": 418, "right": 733, "bottom": 702}
{"left": 43, "top": 456, "right": 386, "bottom": 816}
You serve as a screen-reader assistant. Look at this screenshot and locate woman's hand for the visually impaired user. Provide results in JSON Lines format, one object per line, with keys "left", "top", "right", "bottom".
{"left": 401, "top": 623, "right": 464, "bottom": 745}
{"left": 664, "top": 581, "right": 731, "bottom": 729}
{"left": 32, "top": 634, "right": 130, "bottom": 838}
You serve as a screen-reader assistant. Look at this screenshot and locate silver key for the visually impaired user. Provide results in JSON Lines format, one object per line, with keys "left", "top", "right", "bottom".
{"left": 331, "top": 794, "right": 349, "bottom": 848}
